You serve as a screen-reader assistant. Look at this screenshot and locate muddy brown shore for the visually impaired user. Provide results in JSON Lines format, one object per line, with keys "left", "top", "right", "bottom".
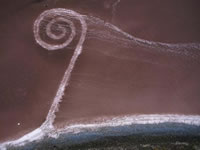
{"left": 0, "top": 0, "right": 200, "bottom": 142}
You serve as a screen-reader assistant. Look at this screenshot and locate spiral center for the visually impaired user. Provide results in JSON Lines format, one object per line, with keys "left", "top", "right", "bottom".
{"left": 46, "top": 17, "right": 74, "bottom": 41}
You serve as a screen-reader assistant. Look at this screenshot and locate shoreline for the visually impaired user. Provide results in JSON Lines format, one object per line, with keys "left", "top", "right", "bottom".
{"left": 1, "top": 114, "right": 200, "bottom": 149}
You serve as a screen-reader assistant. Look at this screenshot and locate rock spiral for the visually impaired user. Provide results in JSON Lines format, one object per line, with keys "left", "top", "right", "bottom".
{"left": 33, "top": 8, "right": 87, "bottom": 51}
{"left": 33, "top": 8, "right": 87, "bottom": 128}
